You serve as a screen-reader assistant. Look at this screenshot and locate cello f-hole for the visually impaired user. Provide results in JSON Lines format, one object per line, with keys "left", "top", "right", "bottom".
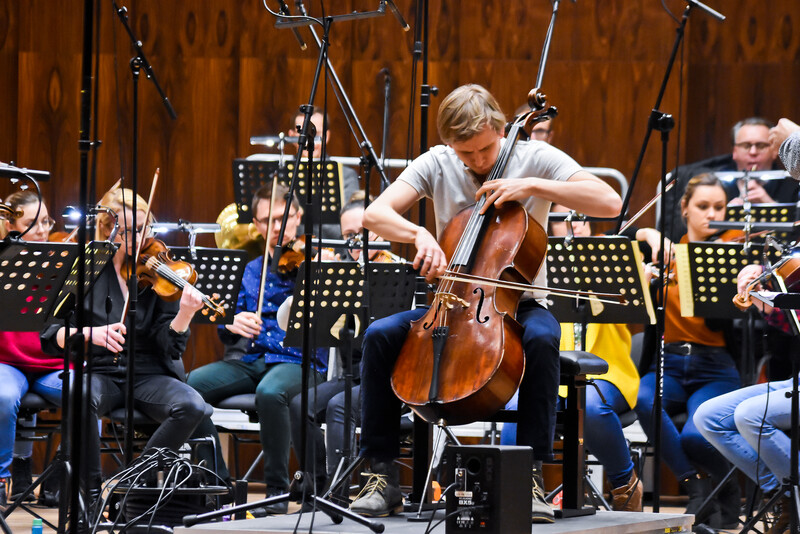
{"left": 473, "top": 287, "right": 489, "bottom": 324}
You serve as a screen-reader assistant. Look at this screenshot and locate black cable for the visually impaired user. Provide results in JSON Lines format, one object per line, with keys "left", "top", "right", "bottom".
{"left": 422, "top": 482, "right": 457, "bottom": 534}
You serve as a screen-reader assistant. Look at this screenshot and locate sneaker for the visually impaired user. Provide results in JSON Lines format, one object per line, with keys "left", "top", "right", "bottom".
{"left": 349, "top": 461, "right": 403, "bottom": 518}
{"left": 531, "top": 465, "right": 554, "bottom": 523}
{"left": 611, "top": 470, "right": 643, "bottom": 512}
{"left": 10, "top": 457, "right": 34, "bottom": 502}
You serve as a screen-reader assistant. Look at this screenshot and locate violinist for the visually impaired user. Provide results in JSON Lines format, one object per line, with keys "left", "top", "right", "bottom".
{"left": 695, "top": 255, "right": 800, "bottom": 534}
{"left": 634, "top": 174, "right": 741, "bottom": 529}
{"left": 349, "top": 84, "right": 621, "bottom": 521}
{"left": 40, "top": 187, "right": 208, "bottom": 504}
{"left": 0, "top": 191, "right": 66, "bottom": 505}
{"left": 771, "top": 117, "right": 800, "bottom": 180}
{"left": 286, "top": 190, "right": 405, "bottom": 497}
{"left": 188, "top": 183, "right": 331, "bottom": 516}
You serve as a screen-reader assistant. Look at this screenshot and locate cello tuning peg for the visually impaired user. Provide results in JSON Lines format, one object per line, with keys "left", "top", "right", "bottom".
{"left": 527, "top": 89, "right": 547, "bottom": 110}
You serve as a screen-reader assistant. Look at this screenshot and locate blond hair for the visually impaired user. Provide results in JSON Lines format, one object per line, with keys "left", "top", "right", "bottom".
{"left": 437, "top": 84, "right": 505, "bottom": 144}
{"left": 96, "top": 187, "right": 153, "bottom": 240}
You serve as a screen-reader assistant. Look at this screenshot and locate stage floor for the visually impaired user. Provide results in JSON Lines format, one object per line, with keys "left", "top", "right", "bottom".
{"left": 174, "top": 509, "right": 694, "bottom": 534}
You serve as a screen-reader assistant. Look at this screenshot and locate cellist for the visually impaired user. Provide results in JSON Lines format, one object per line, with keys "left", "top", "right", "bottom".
{"left": 350, "top": 84, "right": 621, "bottom": 521}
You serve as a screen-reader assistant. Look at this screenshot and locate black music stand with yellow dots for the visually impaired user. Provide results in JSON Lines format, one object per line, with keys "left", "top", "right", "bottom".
{"left": 0, "top": 240, "right": 79, "bottom": 331}
{"left": 51, "top": 241, "right": 117, "bottom": 320}
{"left": 284, "top": 260, "right": 415, "bottom": 505}
{"left": 724, "top": 203, "right": 800, "bottom": 243}
{"left": 545, "top": 236, "right": 654, "bottom": 515}
{"left": 232, "top": 158, "right": 345, "bottom": 228}
{"left": 546, "top": 236, "right": 655, "bottom": 330}
{"left": 169, "top": 246, "right": 248, "bottom": 325}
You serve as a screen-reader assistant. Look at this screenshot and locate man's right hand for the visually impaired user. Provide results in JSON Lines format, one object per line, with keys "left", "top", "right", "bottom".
{"left": 225, "top": 311, "right": 263, "bottom": 338}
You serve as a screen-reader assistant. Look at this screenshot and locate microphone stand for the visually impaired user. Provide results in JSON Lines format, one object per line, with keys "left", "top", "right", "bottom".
{"left": 608, "top": 1, "right": 725, "bottom": 514}
{"left": 185, "top": 8, "right": 386, "bottom": 533}
{"left": 111, "top": 0, "right": 177, "bottom": 466}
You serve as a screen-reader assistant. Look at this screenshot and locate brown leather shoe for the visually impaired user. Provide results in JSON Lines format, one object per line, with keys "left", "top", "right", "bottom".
{"left": 611, "top": 471, "right": 643, "bottom": 512}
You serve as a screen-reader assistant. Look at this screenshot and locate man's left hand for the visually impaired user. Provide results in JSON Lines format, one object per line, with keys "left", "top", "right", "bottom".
{"left": 475, "top": 178, "right": 535, "bottom": 214}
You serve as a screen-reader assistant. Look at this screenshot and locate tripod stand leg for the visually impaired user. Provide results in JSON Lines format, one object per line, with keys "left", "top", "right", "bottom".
{"left": 324, "top": 453, "right": 365, "bottom": 501}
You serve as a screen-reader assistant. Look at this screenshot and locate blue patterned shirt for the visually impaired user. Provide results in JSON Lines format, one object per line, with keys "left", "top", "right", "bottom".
{"left": 220, "top": 256, "right": 328, "bottom": 372}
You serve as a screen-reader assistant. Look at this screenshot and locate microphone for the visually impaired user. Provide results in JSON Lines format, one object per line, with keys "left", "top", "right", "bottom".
{"left": 250, "top": 134, "right": 322, "bottom": 147}
{"left": 384, "top": 0, "right": 410, "bottom": 31}
{"left": 277, "top": 0, "right": 308, "bottom": 50}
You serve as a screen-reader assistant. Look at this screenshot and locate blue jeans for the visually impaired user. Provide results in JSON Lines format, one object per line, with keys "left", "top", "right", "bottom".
{"left": 0, "top": 364, "right": 67, "bottom": 478}
{"left": 695, "top": 377, "right": 795, "bottom": 494}
{"left": 634, "top": 349, "right": 740, "bottom": 481}
{"left": 501, "top": 379, "right": 634, "bottom": 488}
{"left": 360, "top": 300, "right": 560, "bottom": 462}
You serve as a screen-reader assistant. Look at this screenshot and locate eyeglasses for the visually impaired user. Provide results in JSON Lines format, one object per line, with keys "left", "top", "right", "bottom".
{"left": 734, "top": 142, "right": 771, "bottom": 152}
{"left": 530, "top": 129, "right": 552, "bottom": 140}
{"left": 19, "top": 217, "right": 56, "bottom": 231}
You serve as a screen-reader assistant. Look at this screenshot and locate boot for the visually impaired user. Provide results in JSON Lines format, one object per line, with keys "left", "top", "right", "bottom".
{"left": 10, "top": 457, "right": 34, "bottom": 502}
{"left": 766, "top": 495, "right": 791, "bottom": 534}
{"left": 531, "top": 461, "right": 554, "bottom": 523}
{"left": 713, "top": 473, "right": 741, "bottom": 529}
{"left": 682, "top": 474, "right": 720, "bottom": 527}
{"left": 611, "top": 470, "right": 643, "bottom": 512}
{"left": 349, "top": 460, "right": 403, "bottom": 518}
{"left": 0, "top": 477, "right": 7, "bottom": 506}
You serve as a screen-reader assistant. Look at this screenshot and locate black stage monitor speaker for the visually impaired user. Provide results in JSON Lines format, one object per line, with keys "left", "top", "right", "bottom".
{"left": 445, "top": 444, "right": 532, "bottom": 534}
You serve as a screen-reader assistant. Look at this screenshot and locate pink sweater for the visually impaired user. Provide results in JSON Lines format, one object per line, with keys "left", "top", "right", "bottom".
{"left": 0, "top": 331, "right": 68, "bottom": 373}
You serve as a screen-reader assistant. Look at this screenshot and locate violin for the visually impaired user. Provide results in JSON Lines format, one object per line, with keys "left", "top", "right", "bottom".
{"left": 733, "top": 249, "right": 800, "bottom": 311}
{"left": 275, "top": 235, "right": 336, "bottom": 274}
{"left": 128, "top": 237, "right": 226, "bottom": 321}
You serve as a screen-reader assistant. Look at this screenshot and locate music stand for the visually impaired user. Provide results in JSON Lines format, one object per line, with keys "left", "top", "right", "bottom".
{"left": 285, "top": 261, "right": 416, "bottom": 499}
{"left": 545, "top": 236, "right": 654, "bottom": 517}
{"left": 168, "top": 247, "right": 249, "bottom": 325}
{"left": 673, "top": 241, "right": 782, "bottom": 320}
{"left": 724, "top": 203, "right": 799, "bottom": 242}
{"left": 0, "top": 241, "right": 79, "bottom": 330}
{"left": 0, "top": 240, "right": 115, "bottom": 531}
{"left": 232, "top": 158, "right": 345, "bottom": 228}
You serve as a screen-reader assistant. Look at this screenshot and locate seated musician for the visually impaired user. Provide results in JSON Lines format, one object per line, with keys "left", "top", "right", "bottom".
{"left": 695, "top": 271, "right": 797, "bottom": 533}
{"left": 500, "top": 204, "right": 644, "bottom": 511}
{"left": 188, "top": 183, "right": 330, "bottom": 515}
{"left": 288, "top": 106, "right": 360, "bottom": 242}
{"left": 348, "top": 84, "right": 621, "bottom": 521}
{"left": 287, "top": 190, "right": 404, "bottom": 497}
{"left": 0, "top": 191, "right": 68, "bottom": 504}
{"left": 662, "top": 117, "right": 798, "bottom": 241}
{"left": 695, "top": 125, "right": 800, "bottom": 534}
{"left": 40, "top": 187, "right": 208, "bottom": 505}
{"left": 634, "top": 174, "right": 741, "bottom": 529}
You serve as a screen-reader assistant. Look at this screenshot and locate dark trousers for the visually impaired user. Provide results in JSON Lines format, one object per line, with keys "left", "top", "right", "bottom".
{"left": 288, "top": 380, "right": 361, "bottom": 484}
{"left": 360, "top": 300, "right": 560, "bottom": 462}
{"left": 188, "top": 359, "right": 324, "bottom": 490}
{"left": 85, "top": 373, "right": 207, "bottom": 485}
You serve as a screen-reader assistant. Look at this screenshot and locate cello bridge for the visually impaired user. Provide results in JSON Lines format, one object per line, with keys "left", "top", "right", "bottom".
{"left": 436, "top": 292, "right": 469, "bottom": 310}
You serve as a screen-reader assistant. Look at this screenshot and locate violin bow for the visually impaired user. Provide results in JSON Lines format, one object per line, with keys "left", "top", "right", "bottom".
{"left": 121, "top": 168, "right": 160, "bottom": 322}
{"left": 254, "top": 175, "right": 280, "bottom": 330}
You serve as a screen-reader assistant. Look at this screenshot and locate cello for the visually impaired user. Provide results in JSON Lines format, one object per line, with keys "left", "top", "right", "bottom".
{"left": 391, "top": 104, "right": 556, "bottom": 426}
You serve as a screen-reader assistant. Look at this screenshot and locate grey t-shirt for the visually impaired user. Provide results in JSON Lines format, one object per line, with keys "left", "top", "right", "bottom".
{"left": 397, "top": 139, "right": 583, "bottom": 294}
{"left": 779, "top": 131, "right": 800, "bottom": 181}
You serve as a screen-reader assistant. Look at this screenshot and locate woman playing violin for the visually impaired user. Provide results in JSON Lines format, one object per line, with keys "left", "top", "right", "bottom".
{"left": 0, "top": 191, "right": 67, "bottom": 504}
{"left": 350, "top": 84, "right": 621, "bottom": 521}
{"left": 188, "top": 182, "right": 330, "bottom": 515}
{"left": 634, "top": 173, "right": 742, "bottom": 528}
{"left": 40, "top": 187, "right": 208, "bottom": 504}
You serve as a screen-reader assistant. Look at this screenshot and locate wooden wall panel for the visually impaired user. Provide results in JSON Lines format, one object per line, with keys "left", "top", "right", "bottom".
{"left": 1, "top": 0, "right": 799, "bottom": 368}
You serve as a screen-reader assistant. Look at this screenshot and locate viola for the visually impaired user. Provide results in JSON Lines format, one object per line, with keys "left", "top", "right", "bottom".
{"left": 129, "top": 237, "right": 226, "bottom": 321}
